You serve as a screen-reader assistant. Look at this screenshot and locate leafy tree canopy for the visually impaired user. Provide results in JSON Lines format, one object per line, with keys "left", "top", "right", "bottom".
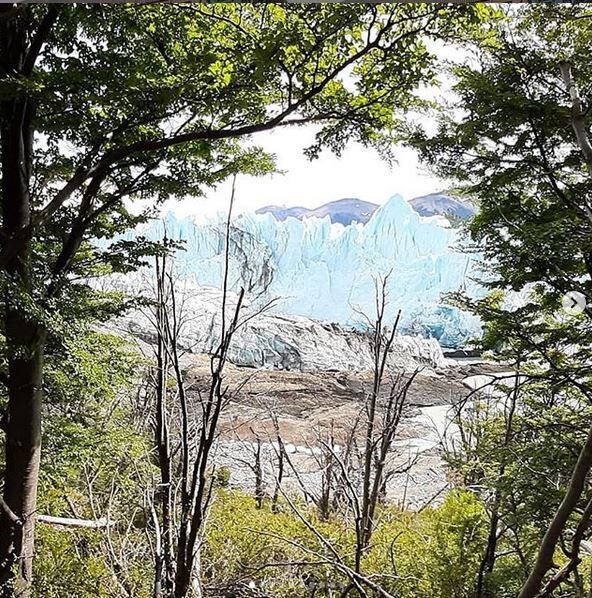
{"left": 410, "top": 4, "right": 592, "bottom": 386}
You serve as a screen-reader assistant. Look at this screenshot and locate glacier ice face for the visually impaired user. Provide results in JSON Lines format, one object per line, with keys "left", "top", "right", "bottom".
{"left": 111, "top": 283, "right": 450, "bottom": 372}
{"left": 128, "top": 194, "right": 482, "bottom": 346}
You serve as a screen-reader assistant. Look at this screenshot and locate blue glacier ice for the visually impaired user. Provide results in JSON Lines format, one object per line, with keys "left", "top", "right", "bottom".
{"left": 134, "top": 194, "right": 483, "bottom": 347}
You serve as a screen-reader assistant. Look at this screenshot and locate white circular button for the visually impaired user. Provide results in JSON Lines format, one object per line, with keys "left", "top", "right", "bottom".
{"left": 562, "top": 290, "right": 587, "bottom": 315}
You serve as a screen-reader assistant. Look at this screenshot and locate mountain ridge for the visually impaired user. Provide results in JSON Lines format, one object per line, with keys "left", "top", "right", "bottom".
{"left": 408, "top": 192, "right": 476, "bottom": 219}
{"left": 255, "top": 198, "right": 378, "bottom": 225}
{"left": 256, "top": 193, "right": 475, "bottom": 225}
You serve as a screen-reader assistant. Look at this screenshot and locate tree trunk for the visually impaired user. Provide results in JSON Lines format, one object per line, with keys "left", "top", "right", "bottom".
{"left": 0, "top": 13, "right": 44, "bottom": 596}
{"left": 173, "top": 546, "right": 192, "bottom": 598}
{"left": 0, "top": 331, "right": 44, "bottom": 597}
{"left": 476, "top": 498, "right": 500, "bottom": 598}
{"left": 254, "top": 437, "right": 264, "bottom": 510}
{"left": 0, "top": 241, "right": 44, "bottom": 597}
{"left": 154, "top": 270, "right": 175, "bottom": 593}
{"left": 190, "top": 552, "right": 203, "bottom": 598}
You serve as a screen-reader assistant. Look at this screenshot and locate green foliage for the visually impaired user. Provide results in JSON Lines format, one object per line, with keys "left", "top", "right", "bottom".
{"left": 33, "top": 527, "right": 114, "bottom": 598}
{"left": 367, "top": 491, "right": 487, "bottom": 598}
{"left": 407, "top": 9, "right": 592, "bottom": 594}
{"left": 0, "top": 6, "right": 532, "bottom": 597}
{"left": 204, "top": 490, "right": 487, "bottom": 598}
{"left": 446, "top": 381, "right": 592, "bottom": 596}
{"left": 26, "top": 330, "right": 546, "bottom": 598}
{"left": 31, "top": 331, "right": 154, "bottom": 598}
{"left": 410, "top": 4, "right": 592, "bottom": 384}
{"left": 34, "top": 521, "right": 153, "bottom": 598}
{"left": 44, "top": 330, "right": 142, "bottom": 410}
{"left": 213, "top": 466, "right": 231, "bottom": 489}
{"left": 40, "top": 331, "right": 148, "bottom": 511}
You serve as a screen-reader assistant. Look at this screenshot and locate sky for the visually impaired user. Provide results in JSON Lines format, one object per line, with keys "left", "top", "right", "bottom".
{"left": 161, "top": 37, "right": 464, "bottom": 220}
{"left": 164, "top": 124, "right": 447, "bottom": 219}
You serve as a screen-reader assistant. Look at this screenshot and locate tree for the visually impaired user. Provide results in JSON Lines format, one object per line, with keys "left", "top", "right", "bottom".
{"left": 149, "top": 245, "right": 246, "bottom": 598}
{"left": 409, "top": 4, "right": 592, "bottom": 596}
{"left": 147, "top": 184, "right": 285, "bottom": 597}
{"left": 273, "top": 278, "right": 419, "bottom": 596}
{"left": 447, "top": 370, "right": 592, "bottom": 597}
{"left": 0, "top": 3, "right": 486, "bottom": 593}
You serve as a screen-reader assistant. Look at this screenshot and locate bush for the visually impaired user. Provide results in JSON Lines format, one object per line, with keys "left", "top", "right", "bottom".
{"left": 203, "top": 489, "right": 488, "bottom": 597}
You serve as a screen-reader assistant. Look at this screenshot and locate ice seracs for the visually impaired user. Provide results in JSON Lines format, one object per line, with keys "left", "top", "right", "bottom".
{"left": 126, "top": 193, "right": 482, "bottom": 347}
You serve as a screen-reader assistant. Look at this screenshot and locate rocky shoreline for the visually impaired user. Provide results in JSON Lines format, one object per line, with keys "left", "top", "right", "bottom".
{"left": 180, "top": 354, "right": 499, "bottom": 510}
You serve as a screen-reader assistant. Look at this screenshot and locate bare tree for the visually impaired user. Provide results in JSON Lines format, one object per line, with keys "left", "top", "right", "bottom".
{"left": 146, "top": 179, "right": 283, "bottom": 597}
{"left": 148, "top": 248, "right": 246, "bottom": 597}
{"left": 228, "top": 427, "right": 267, "bottom": 510}
{"left": 268, "top": 412, "right": 285, "bottom": 515}
{"left": 143, "top": 174, "right": 244, "bottom": 597}
{"left": 352, "top": 278, "right": 420, "bottom": 573}
{"left": 276, "top": 418, "right": 361, "bottom": 522}
{"left": 267, "top": 276, "right": 419, "bottom": 595}
{"left": 315, "top": 421, "right": 360, "bottom": 522}
{"left": 151, "top": 248, "right": 176, "bottom": 596}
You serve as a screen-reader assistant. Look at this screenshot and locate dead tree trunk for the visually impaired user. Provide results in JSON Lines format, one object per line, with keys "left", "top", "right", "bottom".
{"left": 253, "top": 436, "right": 264, "bottom": 510}
{"left": 356, "top": 278, "right": 414, "bottom": 573}
{"left": 150, "top": 178, "right": 248, "bottom": 598}
{"left": 150, "top": 253, "right": 243, "bottom": 598}
{"left": 271, "top": 416, "right": 285, "bottom": 514}
{"left": 278, "top": 276, "right": 416, "bottom": 596}
{"left": 170, "top": 283, "right": 245, "bottom": 598}
{"left": 153, "top": 252, "right": 175, "bottom": 594}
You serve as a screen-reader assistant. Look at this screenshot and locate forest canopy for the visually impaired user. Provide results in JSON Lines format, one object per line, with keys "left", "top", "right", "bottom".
{"left": 1, "top": 3, "right": 592, "bottom": 598}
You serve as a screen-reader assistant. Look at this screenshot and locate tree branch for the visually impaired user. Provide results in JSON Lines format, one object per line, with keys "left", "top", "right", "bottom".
{"left": 559, "top": 61, "right": 592, "bottom": 177}
{"left": 36, "top": 514, "right": 110, "bottom": 529}
{"left": 21, "top": 5, "right": 60, "bottom": 76}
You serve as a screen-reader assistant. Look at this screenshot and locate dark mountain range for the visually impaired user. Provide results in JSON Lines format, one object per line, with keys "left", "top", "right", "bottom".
{"left": 256, "top": 198, "right": 378, "bottom": 225}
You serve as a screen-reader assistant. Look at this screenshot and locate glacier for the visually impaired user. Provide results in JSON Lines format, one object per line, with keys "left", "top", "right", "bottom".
{"left": 111, "top": 284, "right": 451, "bottom": 372}
{"left": 126, "top": 194, "right": 482, "bottom": 347}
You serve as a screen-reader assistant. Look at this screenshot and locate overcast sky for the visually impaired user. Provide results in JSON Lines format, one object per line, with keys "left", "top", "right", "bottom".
{"left": 164, "top": 124, "right": 447, "bottom": 219}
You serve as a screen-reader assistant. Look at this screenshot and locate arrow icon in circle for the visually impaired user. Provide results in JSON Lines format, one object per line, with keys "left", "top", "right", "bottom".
{"left": 562, "top": 290, "right": 587, "bottom": 315}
